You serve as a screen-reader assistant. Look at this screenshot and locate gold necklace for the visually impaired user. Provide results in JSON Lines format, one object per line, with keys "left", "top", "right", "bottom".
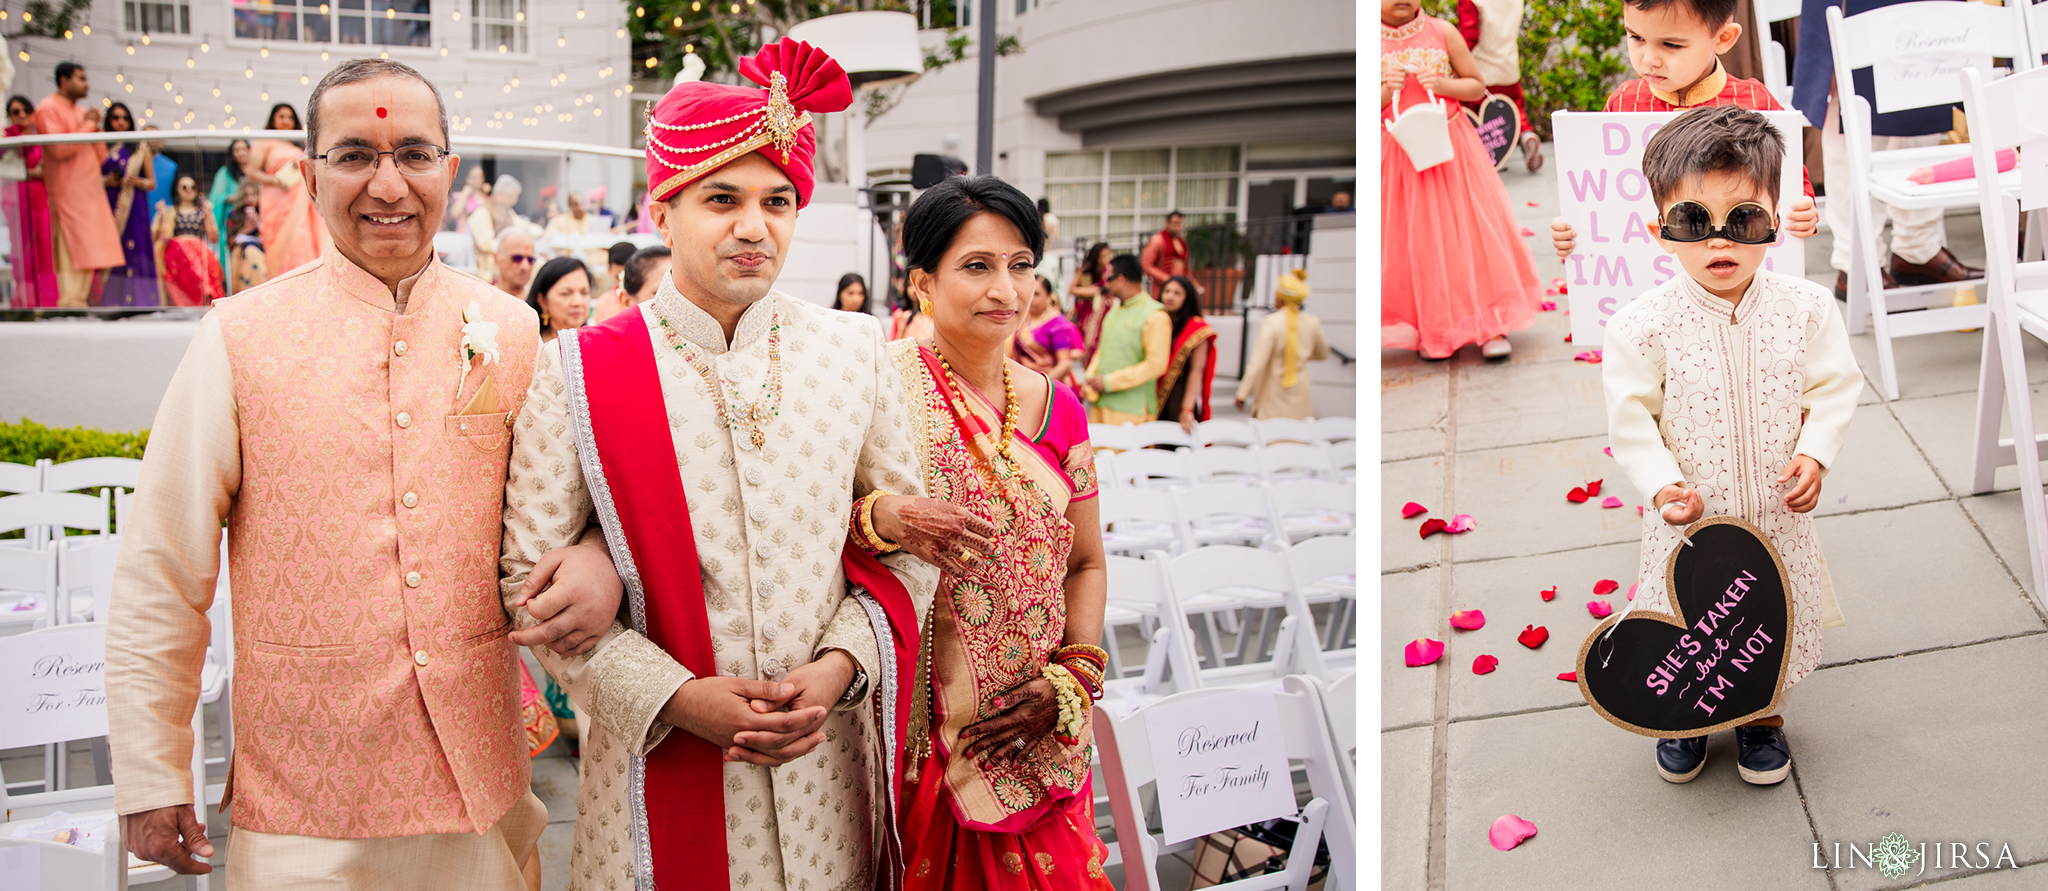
{"left": 655, "top": 306, "right": 783, "bottom": 450}
{"left": 935, "top": 347, "right": 1018, "bottom": 471}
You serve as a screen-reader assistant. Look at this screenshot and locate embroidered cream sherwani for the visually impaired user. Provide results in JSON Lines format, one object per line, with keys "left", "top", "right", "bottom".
{"left": 500, "top": 281, "right": 939, "bottom": 891}
{"left": 1603, "top": 270, "right": 1861, "bottom": 697}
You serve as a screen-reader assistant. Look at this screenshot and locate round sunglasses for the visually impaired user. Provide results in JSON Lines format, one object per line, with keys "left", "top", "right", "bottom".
{"left": 1656, "top": 201, "right": 1778, "bottom": 245}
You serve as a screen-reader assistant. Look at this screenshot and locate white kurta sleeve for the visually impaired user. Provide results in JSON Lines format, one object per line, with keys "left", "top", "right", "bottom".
{"left": 1794, "top": 296, "right": 1863, "bottom": 469}
{"left": 501, "top": 341, "right": 690, "bottom": 757}
{"left": 107, "top": 313, "right": 239, "bottom": 816}
{"left": 818, "top": 319, "right": 939, "bottom": 709}
{"left": 1602, "top": 317, "right": 1688, "bottom": 502}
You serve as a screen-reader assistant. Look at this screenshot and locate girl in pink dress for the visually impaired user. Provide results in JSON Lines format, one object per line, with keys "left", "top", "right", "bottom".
{"left": 1380, "top": 0, "right": 1541, "bottom": 360}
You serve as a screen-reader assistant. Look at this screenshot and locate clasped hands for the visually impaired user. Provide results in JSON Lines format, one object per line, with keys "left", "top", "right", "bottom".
{"left": 1654, "top": 455, "right": 1824, "bottom": 526}
{"left": 659, "top": 650, "right": 857, "bottom": 767}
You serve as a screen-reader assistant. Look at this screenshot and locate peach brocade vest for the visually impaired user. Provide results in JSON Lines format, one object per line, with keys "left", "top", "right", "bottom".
{"left": 211, "top": 249, "right": 539, "bottom": 838}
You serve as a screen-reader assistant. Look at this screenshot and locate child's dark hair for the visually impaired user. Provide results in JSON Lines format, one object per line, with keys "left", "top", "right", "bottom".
{"left": 1642, "top": 105, "right": 1783, "bottom": 211}
{"left": 1624, "top": 0, "right": 1737, "bottom": 30}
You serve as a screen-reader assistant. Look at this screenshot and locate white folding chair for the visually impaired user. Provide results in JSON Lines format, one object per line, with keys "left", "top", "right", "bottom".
{"left": 0, "top": 545, "right": 58, "bottom": 632}
{"left": 0, "top": 461, "right": 41, "bottom": 495}
{"left": 1965, "top": 63, "right": 2048, "bottom": 607}
{"left": 1173, "top": 482, "right": 1275, "bottom": 551}
{"left": 1279, "top": 674, "right": 1357, "bottom": 890}
{"left": 1098, "top": 487, "right": 1184, "bottom": 558}
{"left": 1311, "top": 416, "right": 1355, "bottom": 444}
{"left": 1287, "top": 533, "right": 1357, "bottom": 652}
{"left": 53, "top": 538, "right": 121, "bottom": 625}
{"left": 1128, "top": 420, "right": 1194, "bottom": 450}
{"left": 1828, "top": 2, "right": 2032, "bottom": 400}
{"left": 0, "top": 832, "right": 124, "bottom": 890}
{"left": 1268, "top": 479, "right": 1356, "bottom": 544}
{"left": 0, "top": 491, "right": 112, "bottom": 552}
{"left": 1110, "top": 448, "right": 1193, "bottom": 489}
{"left": 1195, "top": 418, "right": 1259, "bottom": 449}
{"left": 1093, "top": 686, "right": 1334, "bottom": 891}
{"left": 1328, "top": 439, "right": 1357, "bottom": 480}
{"left": 1190, "top": 445, "right": 1265, "bottom": 483}
{"left": 1290, "top": 671, "right": 1358, "bottom": 805}
{"left": 1167, "top": 545, "right": 1328, "bottom": 684}
{"left": 1262, "top": 442, "right": 1336, "bottom": 481}
{"left": 37, "top": 458, "right": 142, "bottom": 495}
{"left": 2025, "top": 0, "right": 2048, "bottom": 69}
{"left": 1093, "top": 450, "right": 1121, "bottom": 489}
{"left": 1089, "top": 423, "right": 1138, "bottom": 455}
{"left": 1100, "top": 553, "right": 1205, "bottom": 697}
{"left": 0, "top": 623, "right": 207, "bottom": 889}
{"left": 1257, "top": 416, "right": 1321, "bottom": 446}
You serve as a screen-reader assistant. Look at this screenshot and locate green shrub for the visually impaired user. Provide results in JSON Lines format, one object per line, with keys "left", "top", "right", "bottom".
{"left": 0, "top": 419, "right": 151, "bottom": 466}
{"left": 1412, "top": 0, "right": 1631, "bottom": 141}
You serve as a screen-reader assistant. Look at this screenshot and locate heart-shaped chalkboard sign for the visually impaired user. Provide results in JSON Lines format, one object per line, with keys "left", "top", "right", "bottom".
{"left": 1466, "top": 94, "right": 1521, "bottom": 172}
{"left": 1575, "top": 516, "right": 1792, "bottom": 738}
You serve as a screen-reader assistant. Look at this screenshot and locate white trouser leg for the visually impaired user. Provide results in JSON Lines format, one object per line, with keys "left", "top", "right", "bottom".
{"left": 1883, "top": 133, "right": 1950, "bottom": 265}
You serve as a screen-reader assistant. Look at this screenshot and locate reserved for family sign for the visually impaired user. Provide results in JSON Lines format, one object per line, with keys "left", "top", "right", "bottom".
{"left": 1551, "top": 110, "right": 1806, "bottom": 348}
{"left": 1142, "top": 688, "right": 1297, "bottom": 845}
{"left": 0, "top": 623, "right": 109, "bottom": 749}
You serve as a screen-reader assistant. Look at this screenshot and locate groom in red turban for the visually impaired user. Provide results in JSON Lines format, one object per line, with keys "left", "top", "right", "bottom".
{"left": 500, "top": 37, "right": 983, "bottom": 891}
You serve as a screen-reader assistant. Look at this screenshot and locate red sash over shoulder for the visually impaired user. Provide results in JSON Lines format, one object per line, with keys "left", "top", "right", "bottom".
{"left": 566, "top": 306, "right": 729, "bottom": 891}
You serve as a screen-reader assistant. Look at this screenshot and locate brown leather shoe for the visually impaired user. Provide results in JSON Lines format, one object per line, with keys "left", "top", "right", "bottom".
{"left": 1833, "top": 269, "right": 1897, "bottom": 301}
{"left": 1891, "top": 248, "right": 1982, "bottom": 286}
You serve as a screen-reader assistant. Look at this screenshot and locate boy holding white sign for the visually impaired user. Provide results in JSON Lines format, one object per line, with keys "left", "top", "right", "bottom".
{"left": 1550, "top": 0, "right": 1820, "bottom": 259}
{"left": 1602, "top": 106, "right": 1861, "bottom": 786}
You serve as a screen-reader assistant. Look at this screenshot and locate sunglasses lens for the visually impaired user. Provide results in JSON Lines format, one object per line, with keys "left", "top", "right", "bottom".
{"left": 1726, "top": 205, "right": 1774, "bottom": 244}
{"left": 1664, "top": 203, "right": 1712, "bottom": 241}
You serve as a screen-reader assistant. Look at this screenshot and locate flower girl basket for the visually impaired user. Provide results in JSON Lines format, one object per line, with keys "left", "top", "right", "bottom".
{"left": 1385, "top": 80, "right": 1454, "bottom": 173}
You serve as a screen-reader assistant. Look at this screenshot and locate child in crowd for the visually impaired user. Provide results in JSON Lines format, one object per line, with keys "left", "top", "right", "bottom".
{"left": 1603, "top": 106, "right": 1859, "bottom": 786}
{"left": 1551, "top": 0, "right": 1820, "bottom": 259}
{"left": 1381, "top": 0, "right": 1542, "bottom": 360}
{"left": 1456, "top": 0, "right": 1543, "bottom": 172}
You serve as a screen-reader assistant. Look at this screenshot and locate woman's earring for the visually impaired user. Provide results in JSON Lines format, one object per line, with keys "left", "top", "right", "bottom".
{"left": 540, "top": 308, "right": 550, "bottom": 328}
{"left": 919, "top": 297, "right": 933, "bottom": 315}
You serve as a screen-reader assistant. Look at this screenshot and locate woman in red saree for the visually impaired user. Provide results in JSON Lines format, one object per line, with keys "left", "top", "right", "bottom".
{"left": 151, "top": 174, "right": 225, "bottom": 306}
{"left": 4, "top": 96, "right": 57, "bottom": 308}
{"left": 888, "top": 174, "right": 1113, "bottom": 889}
{"left": 1154, "top": 274, "right": 1217, "bottom": 433}
{"left": 1066, "top": 242, "right": 1112, "bottom": 364}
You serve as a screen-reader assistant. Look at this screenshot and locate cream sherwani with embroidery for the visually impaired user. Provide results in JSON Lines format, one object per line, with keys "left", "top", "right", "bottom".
{"left": 1603, "top": 270, "right": 1861, "bottom": 700}
{"left": 500, "top": 280, "right": 939, "bottom": 891}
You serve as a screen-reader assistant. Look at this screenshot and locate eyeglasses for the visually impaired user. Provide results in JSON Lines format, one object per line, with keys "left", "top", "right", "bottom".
{"left": 1657, "top": 201, "right": 1778, "bottom": 245}
{"left": 311, "top": 144, "right": 449, "bottom": 178}
{"left": 507, "top": 254, "right": 537, "bottom": 265}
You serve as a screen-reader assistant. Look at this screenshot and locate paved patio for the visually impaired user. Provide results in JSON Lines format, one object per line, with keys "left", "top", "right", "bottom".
{"left": 1382, "top": 144, "right": 2048, "bottom": 889}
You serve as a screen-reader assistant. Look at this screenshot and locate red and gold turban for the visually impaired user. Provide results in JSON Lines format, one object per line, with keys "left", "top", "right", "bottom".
{"left": 643, "top": 38, "right": 853, "bottom": 208}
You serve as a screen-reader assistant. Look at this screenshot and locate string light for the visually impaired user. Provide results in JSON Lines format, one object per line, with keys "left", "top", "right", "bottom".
{"left": 141, "top": 33, "right": 149, "bottom": 44}
{"left": 557, "top": 30, "right": 566, "bottom": 48}
{"left": 592, "top": 107, "right": 601, "bottom": 116}
{"left": 245, "top": 63, "right": 254, "bottom": 78}
{"left": 514, "top": 9, "right": 523, "bottom": 20}
{"left": 261, "top": 46, "right": 270, "bottom": 58}
{"left": 616, "top": 28, "right": 625, "bottom": 38}
{"left": 81, "top": 24, "right": 90, "bottom": 34}
{"left": 200, "top": 35, "right": 210, "bottom": 52}
{"left": 451, "top": 8, "right": 459, "bottom": 19}
{"left": 576, "top": 6, "right": 585, "bottom": 18}
{"left": 635, "top": 6, "right": 644, "bottom": 16}
{"left": 300, "top": 71, "right": 310, "bottom": 85}
{"left": 261, "top": 87, "right": 270, "bottom": 101}
{"left": 440, "top": 41, "right": 448, "bottom": 57}
{"left": 116, "top": 72, "right": 125, "bottom": 83}
{"left": 498, "top": 44, "right": 507, "bottom": 53}
{"left": 320, "top": 50, "right": 329, "bottom": 61}
{"left": 385, "top": 7, "right": 394, "bottom": 17}
{"left": 186, "top": 51, "right": 196, "bottom": 69}
{"left": 212, "top": 83, "right": 221, "bottom": 98}
{"left": 127, "top": 42, "right": 135, "bottom": 55}
{"left": 671, "top": 15, "right": 681, "bottom": 27}
{"left": 510, "top": 77, "right": 519, "bottom": 87}
{"left": 144, "top": 103, "right": 154, "bottom": 118}
{"left": 62, "top": 27, "right": 71, "bottom": 38}
{"left": 645, "top": 57, "right": 657, "bottom": 68}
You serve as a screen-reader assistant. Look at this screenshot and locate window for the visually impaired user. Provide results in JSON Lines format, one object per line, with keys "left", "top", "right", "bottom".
{"left": 1044, "top": 145, "right": 1240, "bottom": 252}
{"left": 125, "top": 0, "right": 190, "bottom": 34}
{"left": 234, "top": 0, "right": 428, "bottom": 44}
{"left": 472, "top": 0, "right": 527, "bottom": 54}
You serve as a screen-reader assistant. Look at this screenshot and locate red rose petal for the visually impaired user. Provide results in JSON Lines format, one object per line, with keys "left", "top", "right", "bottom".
{"left": 1489, "top": 814, "right": 1538, "bottom": 851}
{"left": 1517, "top": 624, "right": 1549, "bottom": 649}
{"left": 1601, "top": 496, "right": 1624, "bottom": 508}
{"left": 1557, "top": 671, "right": 1578, "bottom": 682}
{"left": 1566, "top": 487, "right": 1589, "bottom": 503}
{"left": 1585, "top": 479, "right": 1603, "bottom": 497}
{"left": 1405, "top": 637, "right": 1445, "bottom": 666}
{"left": 1420, "top": 518, "right": 1448, "bottom": 538}
{"left": 1540, "top": 586, "right": 1556, "bottom": 601}
{"left": 1527, "top": 201, "right": 1540, "bottom": 207}
{"left": 1449, "top": 609, "right": 1486, "bottom": 631}
{"left": 1587, "top": 599, "right": 1614, "bottom": 618}
{"left": 1402, "top": 502, "right": 1429, "bottom": 519}
{"left": 1472, "top": 654, "right": 1499, "bottom": 675}
{"left": 1593, "top": 579, "right": 1619, "bottom": 596}
{"left": 1565, "top": 333, "right": 1573, "bottom": 342}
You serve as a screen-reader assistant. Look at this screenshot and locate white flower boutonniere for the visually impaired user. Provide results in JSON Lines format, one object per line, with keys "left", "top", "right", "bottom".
{"left": 460, "top": 301, "right": 501, "bottom": 373}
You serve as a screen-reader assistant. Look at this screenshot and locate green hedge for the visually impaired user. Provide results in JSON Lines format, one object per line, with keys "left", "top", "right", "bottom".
{"left": 1416, "top": 0, "right": 1631, "bottom": 141}
{"left": 0, "top": 419, "right": 151, "bottom": 466}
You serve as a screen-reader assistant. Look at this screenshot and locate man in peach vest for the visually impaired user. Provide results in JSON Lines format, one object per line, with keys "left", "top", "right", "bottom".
{"left": 35, "top": 62, "right": 123, "bottom": 307}
{"left": 106, "top": 59, "right": 622, "bottom": 890}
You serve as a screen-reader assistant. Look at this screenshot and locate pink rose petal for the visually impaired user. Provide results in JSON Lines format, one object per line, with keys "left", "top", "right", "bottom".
{"left": 1552, "top": 279, "right": 1569, "bottom": 295}
{"left": 1520, "top": 227, "right": 1535, "bottom": 236}
{"left": 1402, "top": 501, "right": 1429, "bottom": 519}
{"left": 1449, "top": 609, "right": 1486, "bottom": 631}
{"left": 1603, "top": 447, "right": 1613, "bottom": 456}
{"left": 1445, "top": 513, "right": 1477, "bottom": 534}
{"left": 1587, "top": 599, "right": 1614, "bottom": 618}
{"left": 1557, "top": 671, "right": 1578, "bottom": 682}
{"left": 1592, "top": 579, "right": 1619, "bottom": 596}
{"left": 1405, "top": 637, "right": 1445, "bottom": 667}
{"left": 1601, "top": 496, "right": 1624, "bottom": 508}
{"left": 1574, "top": 350, "right": 1604, "bottom": 364}
{"left": 1420, "top": 518, "right": 1448, "bottom": 538}
{"left": 1627, "top": 582, "right": 1638, "bottom": 601}
{"left": 1472, "top": 654, "right": 1499, "bottom": 675}
{"left": 1539, "top": 299, "right": 1557, "bottom": 311}
{"left": 1527, "top": 201, "right": 1540, "bottom": 207}
{"left": 1490, "top": 814, "right": 1538, "bottom": 851}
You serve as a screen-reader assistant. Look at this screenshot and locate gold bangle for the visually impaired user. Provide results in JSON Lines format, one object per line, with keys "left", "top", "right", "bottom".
{"left": 858, "top": 490, "right": 901, "bottom": 554}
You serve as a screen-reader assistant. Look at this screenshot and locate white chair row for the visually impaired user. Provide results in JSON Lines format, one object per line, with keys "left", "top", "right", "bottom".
{"left": 0, "top": 492, "right": 114, "bottom": 626}
{"left": 1099, "top": 480, "right": 1355, "bottom": 561}
{"left": 1098, "top": 441, "right": 1354, "bottom": 489}
{"left": 0, "top": 457, "right": 144, "bottom": 496}
{"left": 1089, "top": 416, "right": 1355, "bottom": 454}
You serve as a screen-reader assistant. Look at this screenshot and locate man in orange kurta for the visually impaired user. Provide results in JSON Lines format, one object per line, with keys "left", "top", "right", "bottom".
{"left": 36, "top": 63, "right": 123, "bottom": 307}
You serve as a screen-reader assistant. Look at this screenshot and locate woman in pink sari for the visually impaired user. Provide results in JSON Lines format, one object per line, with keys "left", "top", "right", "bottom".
{"left": 4, "top": 95, "right": 57, "bottom": 308}
{"left": 245, "top": 103, "right": 328, "bottom": 277}
{"left": 886, "top": 174, "right": 1113, "bottom": 889}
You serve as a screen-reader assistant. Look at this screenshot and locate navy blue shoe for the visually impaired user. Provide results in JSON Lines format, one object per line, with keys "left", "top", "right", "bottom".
{"left": 1737, "top": 724, "right": 1792, "bottom": 785}
{"left": 1656, "top": 735, "right": 1708, "bottom": 784}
